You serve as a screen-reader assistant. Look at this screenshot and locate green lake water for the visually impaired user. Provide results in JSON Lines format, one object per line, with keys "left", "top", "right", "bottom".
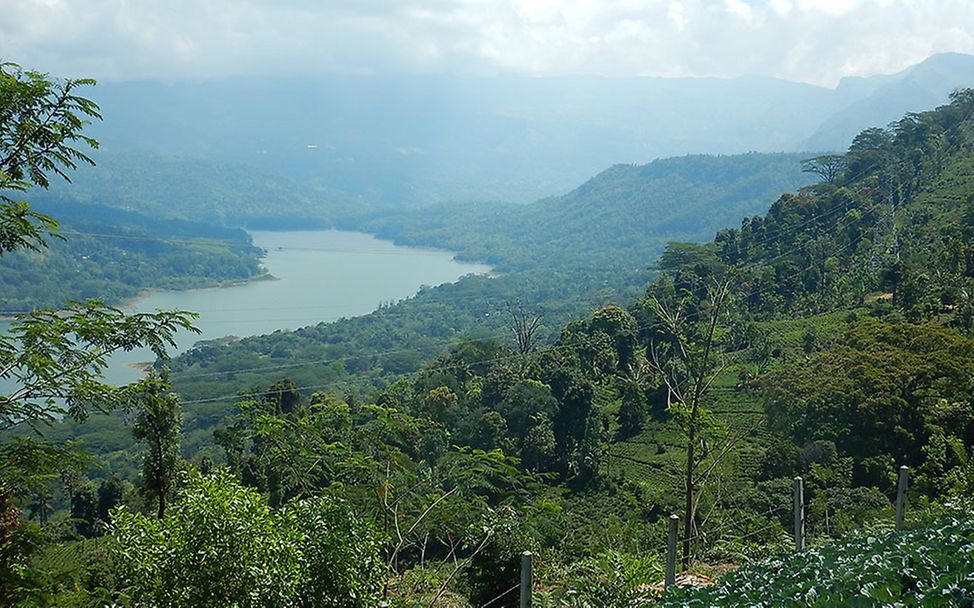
{"left": 1, "top": 229, "right": 490, "bottom": 387}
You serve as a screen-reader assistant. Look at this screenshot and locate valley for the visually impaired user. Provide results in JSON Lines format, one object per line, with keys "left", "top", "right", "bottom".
{"left": 3, "top": 48, "right": 974, "bottom": 608}
{"left": 1, "top": 229, "right": 487, "bottom": 386}
{"left": 88, "top": 230, "right": 489, "bottom": 385}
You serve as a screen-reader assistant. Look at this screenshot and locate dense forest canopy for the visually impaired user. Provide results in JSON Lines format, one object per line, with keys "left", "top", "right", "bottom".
{"left": 354, "top": 152, "right": 811, "bottom": 273}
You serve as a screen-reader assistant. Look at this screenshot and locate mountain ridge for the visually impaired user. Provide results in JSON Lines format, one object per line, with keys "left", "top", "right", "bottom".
{"left": 801, "top": 52, "right": 974, "bottom": 151}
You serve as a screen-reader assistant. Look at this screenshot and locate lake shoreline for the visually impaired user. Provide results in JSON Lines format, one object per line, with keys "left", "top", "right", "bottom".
{"left": 86, "top": 229, "right": 490, "bottom": 386}
{"left": 0, "top": 274, "right": 279, "bottom": 322}
{"left": 119, "top": 271, "right": 278, "bottom": 311}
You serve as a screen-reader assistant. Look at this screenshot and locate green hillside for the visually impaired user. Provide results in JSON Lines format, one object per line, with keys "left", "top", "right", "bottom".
{"left": 159, "top": 153, "right": 810, "bottom": 438}
{"left": 41, "top": 149, "right": 355, "bottom": 228}
{"left": 684, "top": 89, "right": 974, "bottom": 329}
{"left": 354, "top": 152, "right": 810, "bottom": 273}
{"left": 232, "top": 90, "right": 974, "bottom": 604}
{"left": 32, "top": 152, "right": 810, "bottom": 476}
{"left": 0, "top": 199, "right": 263, "bottom": 310}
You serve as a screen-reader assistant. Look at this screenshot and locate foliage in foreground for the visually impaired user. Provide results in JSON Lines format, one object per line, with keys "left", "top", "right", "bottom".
{"left": 660, "top": 509, "right": 974, "bottom": 608}
{"left": 0, "top": 63, "right": 201, "bottom": 607}
{"left": 540, "top": 550, "right": 663, "bottom": 608}
{"left": 109, "top": 468, "right": 385, "bottom": 608}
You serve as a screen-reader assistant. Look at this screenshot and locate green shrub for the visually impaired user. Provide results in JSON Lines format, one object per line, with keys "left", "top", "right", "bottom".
{"left": 542, "top": 551, "right": 662, "bottom": 608}
{"left": 110, "top": 468, "right": 384, "bottom": 608}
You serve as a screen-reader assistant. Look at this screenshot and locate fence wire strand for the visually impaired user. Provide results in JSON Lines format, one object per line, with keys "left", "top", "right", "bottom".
{"left": 479, "top": 583, "right": 521, "bottom": 608}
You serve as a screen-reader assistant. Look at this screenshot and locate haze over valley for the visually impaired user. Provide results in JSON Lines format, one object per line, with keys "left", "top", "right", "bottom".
{"left": 48, "top": 52, "right": 974, "bottom": 207}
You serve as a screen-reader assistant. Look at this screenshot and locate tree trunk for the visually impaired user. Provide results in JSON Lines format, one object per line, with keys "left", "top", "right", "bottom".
{"left": 683, "top": 413, "right": 695, "bottom": 568}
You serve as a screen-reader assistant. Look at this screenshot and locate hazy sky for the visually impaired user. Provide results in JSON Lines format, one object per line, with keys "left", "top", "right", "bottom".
{"left": 3, "top": 0, "right": 973, "bottom": 86}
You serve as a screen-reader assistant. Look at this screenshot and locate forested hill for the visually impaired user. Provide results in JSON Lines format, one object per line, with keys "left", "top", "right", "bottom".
{"left": 165, "top": 152, "right": 810, "bottom": 402}
{"left": 662, "top": 88, "right": 974, "bottom": 327}
{"left": 15, "top": 78, "right": 974, "bottom": 607}
{"left": 0, "top": 199, "right": 263, "bottom": 310}
{"left": 161, "top": 91, "right": 974, "bottom": 605}
{"left": 39, "top": 149, "right": 353, "bottom": 229}
{"left": 354, "top": 152, "right": 810, "bottom": 273}
{"left": 5, "top": 148, "right": 366, "bottom": 310}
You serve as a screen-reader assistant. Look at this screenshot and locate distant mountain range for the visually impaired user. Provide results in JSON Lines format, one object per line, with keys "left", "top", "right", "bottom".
{"left": 76, "top": 53, "right": 974, "bottom": 208}
{"left": 801, "top": 53, "right": 974, "bottom": 150}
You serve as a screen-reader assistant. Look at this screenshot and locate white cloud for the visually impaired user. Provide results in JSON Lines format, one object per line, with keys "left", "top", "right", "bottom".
{"left": 1, "top": 0, "right": 973, "bottom": 85}
{"left": 667, "top": 2, "right": 688, "bottom": 32}
{"left": 769, "top": 0, "right": 793, "bottom": 16}
{"left": 795, "top": 0, "right": 865, "bottom": 16}
{"left": 724, "top": 0, "right": 760, "bottom": 24}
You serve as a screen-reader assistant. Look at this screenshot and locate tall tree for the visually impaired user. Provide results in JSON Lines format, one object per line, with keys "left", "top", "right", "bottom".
{"left": 646, "top": 280, "right": 730, "bottom": 567}
{"left": 616, "top": 356, "right": 652, "bottom": 438}
{"left": 128, "top": 373, "right": 182, "bottom": 518}
{"left": 96, "top": 475, "right": 127, "bottom": 524}
{"left": 0, "top": 62, "right": 98, "bottom": 254}
{"left": 801, "top": 154, "right": 846, "bottom": 184}
{"left": 69, "top": 480, "right": 98, "bottom": 538}
{"left": 507, "top": 302, "right": 543, "bottom": 354}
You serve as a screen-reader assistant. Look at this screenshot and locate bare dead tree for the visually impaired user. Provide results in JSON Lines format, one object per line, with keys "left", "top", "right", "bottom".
{"left": 507, "top": 302, "right": 543, "bottom": 354}
{"left": 647, "top": 280, "right": 731, "bottom": 568}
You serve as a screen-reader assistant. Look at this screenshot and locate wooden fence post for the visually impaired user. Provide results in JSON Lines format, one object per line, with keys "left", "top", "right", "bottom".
{"left": 794, "top": 476, "right": 805, "bottom": 551}
{"left": 665, "top": 514, "right": 679, "bottom": 588}
{"left": 520, "top": 551, "right": 533, "bottom": 608}
{"left": 896, "top": 466, "right": 909, "bottom": 530}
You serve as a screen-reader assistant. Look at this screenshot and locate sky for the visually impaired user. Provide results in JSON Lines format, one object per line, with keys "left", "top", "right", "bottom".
{"left": 2, "top": 0, "right": 973, "bottom": 86}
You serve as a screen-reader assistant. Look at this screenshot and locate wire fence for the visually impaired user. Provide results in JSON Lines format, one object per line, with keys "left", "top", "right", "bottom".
{"left": 479, "top": 583, "right": 520, "bottom": 608}
{"left": 495, "top": 466, "right": 914, "bottom": 608}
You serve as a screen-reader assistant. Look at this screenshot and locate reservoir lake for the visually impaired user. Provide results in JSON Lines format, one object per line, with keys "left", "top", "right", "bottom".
{"left": 1, "top": 229, "right": 490, "bottom": 387}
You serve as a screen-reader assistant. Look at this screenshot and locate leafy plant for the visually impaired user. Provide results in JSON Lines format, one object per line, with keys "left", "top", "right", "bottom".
{"left": 660, "top": 511, "right": 974, "bottom": 607}
{"left": 110, "top": 468, "right": 384, "bottom": 608}
{"left": 541, "top": 550, "right": 662, "bottom": 608}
